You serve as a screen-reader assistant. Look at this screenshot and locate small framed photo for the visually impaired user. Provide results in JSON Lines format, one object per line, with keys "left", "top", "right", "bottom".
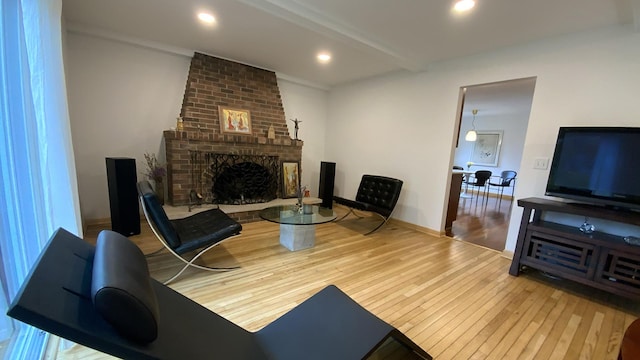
{"left": 219, "top": 106, "right": 252, "bottom": 135}
{"left": 281, "top": 161, "right": 300, "bottom": 198}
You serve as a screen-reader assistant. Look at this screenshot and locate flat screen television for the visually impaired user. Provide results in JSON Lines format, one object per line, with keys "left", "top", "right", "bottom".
{"left": 545, "top": 127, "right": 640, "bottom": 211}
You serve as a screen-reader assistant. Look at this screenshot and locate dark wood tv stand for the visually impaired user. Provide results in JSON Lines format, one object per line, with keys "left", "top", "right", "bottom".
{"left": 510, "top": 197, "right": 640, "bottom": 300}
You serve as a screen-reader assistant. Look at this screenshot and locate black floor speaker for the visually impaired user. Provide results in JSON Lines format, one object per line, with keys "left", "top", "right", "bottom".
{"left": 318, "top": 161, "right": 336, "bottom": 209}
{"left": 106, "top": 157, "right": 140, "bottom": 236}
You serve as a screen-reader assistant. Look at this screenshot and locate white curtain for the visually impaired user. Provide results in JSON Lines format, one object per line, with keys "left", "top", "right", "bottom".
{"left": 0, "top": 0, "right": 82, "bottom": 357}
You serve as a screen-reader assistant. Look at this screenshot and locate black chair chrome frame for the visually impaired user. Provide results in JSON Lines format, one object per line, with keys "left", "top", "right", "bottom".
{"left": 137, "top": 180, "right": 242, "bottom": 284}
{"left": 333, "top": 175, "right": 403, "bottom": 235}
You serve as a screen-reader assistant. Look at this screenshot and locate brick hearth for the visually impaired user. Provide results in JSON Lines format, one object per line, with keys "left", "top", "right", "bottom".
{"left": 165, "top": 53, "right": 302, "bottom": 206}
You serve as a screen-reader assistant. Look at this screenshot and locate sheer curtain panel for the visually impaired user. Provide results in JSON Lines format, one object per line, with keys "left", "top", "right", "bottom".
{"left": 0, "top": 0, "right": 81, "bottom": 358}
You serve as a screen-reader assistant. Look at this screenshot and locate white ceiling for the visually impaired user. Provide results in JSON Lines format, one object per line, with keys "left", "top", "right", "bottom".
{"left": 62, "top": 0, "right": 639, "bottom": 89}
{"left": 463, "top": 77, "right": 537, "bottom": 118}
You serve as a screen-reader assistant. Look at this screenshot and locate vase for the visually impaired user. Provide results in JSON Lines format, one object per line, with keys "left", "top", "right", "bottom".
{"left": 154, "top": 178, "right": 165, "bottom": 205}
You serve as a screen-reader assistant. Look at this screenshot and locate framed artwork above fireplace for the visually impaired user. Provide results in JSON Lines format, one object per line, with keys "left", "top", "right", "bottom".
{"left": 219, "top": 106, "right": 252, "bottom": 135}
{"left": 281, "top": 161, "right": 300, "bottom": 198}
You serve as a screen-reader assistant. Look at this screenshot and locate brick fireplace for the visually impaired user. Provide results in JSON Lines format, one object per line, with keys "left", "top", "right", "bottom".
{"left": 165, "top": 53, "right": 302, "bottom": 206}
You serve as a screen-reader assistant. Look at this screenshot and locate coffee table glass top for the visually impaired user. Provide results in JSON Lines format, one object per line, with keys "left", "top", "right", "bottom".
{"left": 260, "top": 205, "right": 336, "bottom": 225}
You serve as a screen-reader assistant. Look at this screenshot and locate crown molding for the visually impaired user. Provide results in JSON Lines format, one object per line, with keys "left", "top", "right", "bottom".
{"left": 66, "top": 22, "right": 194, "bottom": 57}
{"left": 65, "top": 22, "right": 329, "bottom": 90}
{"left": 276, "top": 73, "right": 331, "bottom": 91}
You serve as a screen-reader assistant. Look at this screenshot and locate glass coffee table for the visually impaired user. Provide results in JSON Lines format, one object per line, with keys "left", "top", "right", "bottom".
{"left": 260, "top": 204, "right": 337, "bottom": 251}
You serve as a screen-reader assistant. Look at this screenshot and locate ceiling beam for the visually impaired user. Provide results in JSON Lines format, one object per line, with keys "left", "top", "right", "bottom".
{"left": 238, "top": 0, "right": 426, "bottom": 72}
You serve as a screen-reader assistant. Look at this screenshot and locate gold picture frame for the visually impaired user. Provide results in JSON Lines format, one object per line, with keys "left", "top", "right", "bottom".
{"left": 281, "top": 161, "right": 300, "bottom": 198}
{"left": 219, "top": 106, "right": 252, "bottom": 135}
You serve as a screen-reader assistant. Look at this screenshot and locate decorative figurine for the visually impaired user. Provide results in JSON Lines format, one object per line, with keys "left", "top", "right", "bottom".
{"left": 297, "top": 185, "right": 307, "bottom": 213}
{"left": 176, "top": 116, "right": 184, "bottom": 131}
{"left": 579, "top": 217, "right": 595, "bottom": 233}
{"left": 290, "top": 118, "right": 302, "bottom": 140}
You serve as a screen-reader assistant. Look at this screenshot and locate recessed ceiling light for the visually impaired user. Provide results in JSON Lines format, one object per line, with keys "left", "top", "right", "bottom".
{"left": 197, "top": 12, "right": 216, "bottom": 24}
{"left": 453, "top": 0, "right": 475, "bottom": 12}
{"left": 317, "top": 53, "right": 331, "bottom": 63}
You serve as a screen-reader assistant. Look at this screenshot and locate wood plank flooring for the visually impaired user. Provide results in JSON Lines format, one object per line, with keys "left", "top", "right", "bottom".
{"left": 60, "top": 207, "right": 639, "bottom": 359}
{"left": 450, "top": 194, "right": 513, "bottom": 251}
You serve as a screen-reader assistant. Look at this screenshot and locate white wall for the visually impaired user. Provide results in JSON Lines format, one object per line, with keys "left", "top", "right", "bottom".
{"left": 278, "top": 80, "right": 329, "bottom": 196}
{"left": 66, "top": 32, "right": 190, "bottom": 221}
{"left": 65, "top": 32, "right": 329, "bottom": 221}
{"left": 327, "top": 71, "right": 454, "bottom": 231}
{"left": 327, "top": 25, "right": 640, "bottom": 251}
{"left": 67, "top": 24, "right": 640, "bottom": 252}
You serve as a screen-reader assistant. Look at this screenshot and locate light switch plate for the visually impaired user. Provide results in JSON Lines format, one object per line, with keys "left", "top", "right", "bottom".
{"left": 534, "top": 157, "right": 549, "bottom": 170}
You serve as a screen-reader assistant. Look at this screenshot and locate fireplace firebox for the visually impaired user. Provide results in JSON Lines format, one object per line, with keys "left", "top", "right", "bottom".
{"left": 190, "top": 151, "right": 279, "bottom": 205}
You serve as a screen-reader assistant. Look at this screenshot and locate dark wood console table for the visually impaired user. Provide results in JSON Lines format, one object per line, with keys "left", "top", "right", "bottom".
{"left": 445, "top": 172, "right": 464, "bottom": 234}
{"left": 510, "top": 197, "right": 640, "bottom": 300}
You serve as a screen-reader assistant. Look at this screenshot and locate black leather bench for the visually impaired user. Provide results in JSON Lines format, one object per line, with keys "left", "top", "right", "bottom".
{"left": 8, "top": 228, "right": 432, "bottom": 359}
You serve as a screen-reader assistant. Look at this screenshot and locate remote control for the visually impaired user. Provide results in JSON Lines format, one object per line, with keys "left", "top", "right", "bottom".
{"left": 624, "top": 236, "right": 640, "bottom": 246}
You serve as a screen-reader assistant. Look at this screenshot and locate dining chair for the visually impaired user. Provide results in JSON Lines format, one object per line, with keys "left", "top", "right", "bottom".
{"left": 467, "top": 170, "right": 492, "bottom": 205}
{"left": 488, "top": 170, "right": 517, "bottom": 206}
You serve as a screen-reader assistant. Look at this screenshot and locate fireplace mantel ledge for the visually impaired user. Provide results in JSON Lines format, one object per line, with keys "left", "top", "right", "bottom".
{"left": 163, "top": 130, "right": 303, "bottom": 147}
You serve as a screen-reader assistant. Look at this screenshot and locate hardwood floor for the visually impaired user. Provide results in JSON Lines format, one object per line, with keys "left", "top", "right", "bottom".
{"left": 59, "top": 207, "right": 639, "bottom": 359}
{"left": 450, "top": 194, "right": 514, "bottom": 251}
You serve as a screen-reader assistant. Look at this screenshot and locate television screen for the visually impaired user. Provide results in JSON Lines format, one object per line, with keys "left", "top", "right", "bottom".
{"left": 545, "top": 127, "right": 640, "bottom": 210}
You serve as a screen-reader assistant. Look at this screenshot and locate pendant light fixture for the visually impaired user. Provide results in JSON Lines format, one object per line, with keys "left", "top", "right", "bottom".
{"left": 465, "top": 109, "right": 478, "bottom": 141}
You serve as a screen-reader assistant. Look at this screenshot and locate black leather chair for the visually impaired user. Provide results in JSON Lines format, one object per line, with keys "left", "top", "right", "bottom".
{"left": 137, "top": 180, "right": 242, "bottom": 284}
{"left": 488, "top": 170, "right": 517, "bottom": 205}
{"left": 8, "top": 228, "right": 432, "bottom": 360}
{"left": 333, "top": 175, "right": 403, "bottom": 235}
{"left": 467, "top": 170, "right": 492, "bottom": 204}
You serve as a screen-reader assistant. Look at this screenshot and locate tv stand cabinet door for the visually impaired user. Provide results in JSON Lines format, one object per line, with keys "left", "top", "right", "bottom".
{"left": 595, "top": 248, "right": 640, "bottom": 299}
{"left": 520, "top": 229, "right": 597, "bottom": 281}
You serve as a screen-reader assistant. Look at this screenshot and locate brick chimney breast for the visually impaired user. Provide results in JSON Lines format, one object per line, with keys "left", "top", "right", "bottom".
{"left": 164, "top": 53, "right": 302, "bottom": 205}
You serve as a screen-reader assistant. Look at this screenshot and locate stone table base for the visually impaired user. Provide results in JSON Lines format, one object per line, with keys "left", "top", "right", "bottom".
{"left": 280, "top": 224, "right": 315, "bottom": 251}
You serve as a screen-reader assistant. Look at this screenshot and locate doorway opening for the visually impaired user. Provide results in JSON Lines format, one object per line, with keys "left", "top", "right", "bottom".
{"left": 449, "top": 77, "right": 536, "bottom": 251}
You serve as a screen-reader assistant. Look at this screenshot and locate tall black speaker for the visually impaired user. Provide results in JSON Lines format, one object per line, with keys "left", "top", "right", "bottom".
{"left": 106, "top": 157, "right": 140, "bottom": 236}
{"left": 318, "top": 161, "right": 336, "bottom": 209}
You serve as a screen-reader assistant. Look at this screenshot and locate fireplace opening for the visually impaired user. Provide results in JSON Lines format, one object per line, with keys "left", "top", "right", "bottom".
{"left": 213, "top": 162, "right": 276, "bottom": 204}
{"left": 190, "top": 152, "right": 279, "bottom": 205}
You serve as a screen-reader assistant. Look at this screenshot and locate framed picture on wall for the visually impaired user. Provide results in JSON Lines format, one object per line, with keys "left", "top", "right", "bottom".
{"left": 219, "top": 106, "right": 252, "bottom": 135}
{"left": 281, "top": 161, "right": 300, "bottom": 198}
{"left": 470, "top": 131, "right": 503, "bottom": 166}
